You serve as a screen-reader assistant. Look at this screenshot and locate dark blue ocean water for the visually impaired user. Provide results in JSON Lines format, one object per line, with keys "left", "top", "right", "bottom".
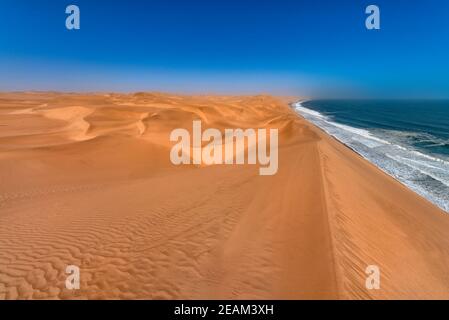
{"left": 294, "top": 100, "right": 449, "bottom": 212}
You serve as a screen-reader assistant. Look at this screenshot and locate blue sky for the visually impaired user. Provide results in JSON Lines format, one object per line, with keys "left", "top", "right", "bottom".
{"left": 0, "top": 0, "right": 448, "bottom": 97}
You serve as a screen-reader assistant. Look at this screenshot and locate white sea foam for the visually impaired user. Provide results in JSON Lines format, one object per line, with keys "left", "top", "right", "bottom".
{"left": 294, "top": 104, "right": 328, "bottom": 119}
{"left": 293, "top": 101, "right": 449, "bottom": 212}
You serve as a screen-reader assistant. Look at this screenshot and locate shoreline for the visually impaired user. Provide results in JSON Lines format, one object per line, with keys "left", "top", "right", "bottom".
{"left": 291, "top": 100, "right": 449, "bottom": 213}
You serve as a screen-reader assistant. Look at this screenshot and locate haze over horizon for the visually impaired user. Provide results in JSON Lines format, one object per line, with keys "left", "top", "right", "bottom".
{"left": 1, "top": 0, "right": 449, "bottom": 97}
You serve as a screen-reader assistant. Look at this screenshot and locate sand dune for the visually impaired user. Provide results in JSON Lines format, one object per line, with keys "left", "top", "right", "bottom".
{"left": 1, "top": 92, "right": 449, "bottom": 299}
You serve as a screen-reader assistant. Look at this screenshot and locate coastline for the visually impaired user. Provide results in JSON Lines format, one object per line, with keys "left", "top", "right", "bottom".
{"left": 292, "top": 101, "right": 449, "bottom": 213}
{"left": 1, "top": 92, "right": 449, "bottom": 299}
{"left": 289, "top": 99, "right": 449, "bottom": 299}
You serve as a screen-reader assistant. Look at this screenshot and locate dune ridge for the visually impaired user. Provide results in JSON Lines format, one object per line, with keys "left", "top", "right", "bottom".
{"left": 1, "top": 92, "right": 449, "bottom": 299}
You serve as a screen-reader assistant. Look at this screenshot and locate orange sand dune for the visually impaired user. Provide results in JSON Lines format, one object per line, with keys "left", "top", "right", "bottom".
{"left": 1, "top": 92, "right": 449, "bottom": 299}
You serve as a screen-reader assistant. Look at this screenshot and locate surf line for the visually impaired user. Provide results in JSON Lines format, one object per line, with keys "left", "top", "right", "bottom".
{"left": 170, "top": 120, "right": 278, "bottom": 175}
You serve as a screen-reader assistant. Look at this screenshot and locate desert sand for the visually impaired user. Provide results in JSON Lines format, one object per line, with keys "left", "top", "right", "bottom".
{"left": 1, "top": 92, "right": 449, "bottom": 300}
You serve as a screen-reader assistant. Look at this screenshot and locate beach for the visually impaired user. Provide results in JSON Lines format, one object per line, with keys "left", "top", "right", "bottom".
{"left": 1, "top": 92, "right": 449, "bottom": 299}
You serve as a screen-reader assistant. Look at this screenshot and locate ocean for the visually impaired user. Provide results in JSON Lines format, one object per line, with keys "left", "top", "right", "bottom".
{"left": 294, "top": 100, "right": 449, "bottom": 212}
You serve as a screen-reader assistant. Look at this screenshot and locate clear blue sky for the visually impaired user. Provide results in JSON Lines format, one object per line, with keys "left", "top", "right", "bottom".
{"left": 1, "top": 0, "right": 448, "bottom": 97}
